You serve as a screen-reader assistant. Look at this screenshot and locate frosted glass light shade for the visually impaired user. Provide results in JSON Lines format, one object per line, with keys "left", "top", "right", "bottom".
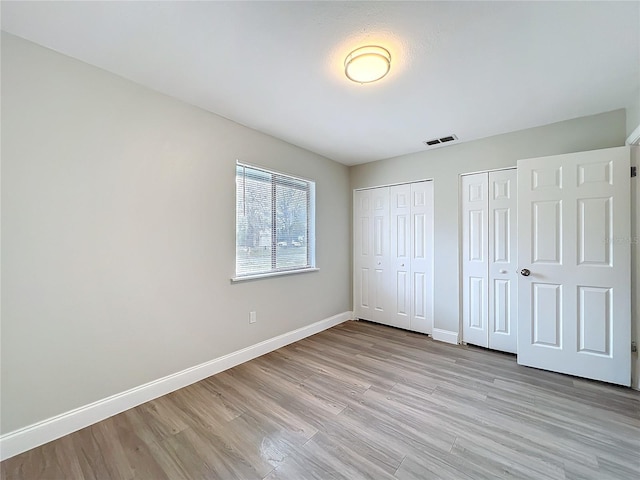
{"left": 344, "top": 46, "right": 391, "bottom": 84}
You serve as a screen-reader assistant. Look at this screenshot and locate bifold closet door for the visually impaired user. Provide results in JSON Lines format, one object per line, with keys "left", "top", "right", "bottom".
{"left": 354, "top": 189, "right": 374, "bottom": 321}
{"left": 409, "top": 181, "right": 434, "bottom": 334}
{"left": 371, "top": 187, "right": 391, "bottom": 325}
{"left": 355, "top": 182, "right": 434, "bottom": 333}
{"left": 462, "top": 170, "right": 517, "bottom": 353}
{"left": 462, "top": 174, "right": 489, "bottom": 347}
{"left": 487, "top": 170, "right": 518, "bottom": 353}
{"left": 354, "top": 187, "right": 391, "bottom": 326}
{"left": 390, "top": 184, "right": 412, "bottom": 330}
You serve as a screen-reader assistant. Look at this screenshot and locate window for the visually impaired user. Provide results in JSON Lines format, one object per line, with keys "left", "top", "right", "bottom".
{"left": 235, "top": 162, "right": 315, "bottom": 279}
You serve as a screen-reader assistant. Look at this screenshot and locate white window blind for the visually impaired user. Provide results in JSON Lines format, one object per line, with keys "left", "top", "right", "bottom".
{"left": 235, "top": 163, "right": 315, "bottom": 278}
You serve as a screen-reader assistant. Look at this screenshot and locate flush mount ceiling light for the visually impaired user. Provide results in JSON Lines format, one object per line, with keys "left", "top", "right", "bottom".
{"left": 344, "top": 45, "right": 391, "bottom": 84}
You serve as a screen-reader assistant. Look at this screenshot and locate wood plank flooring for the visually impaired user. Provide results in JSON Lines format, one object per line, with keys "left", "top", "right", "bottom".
{"left": 2, "top": 320, "right": 639, "bottom": 479}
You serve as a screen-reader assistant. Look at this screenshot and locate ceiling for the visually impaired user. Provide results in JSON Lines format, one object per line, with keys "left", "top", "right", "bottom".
{"left": 2, "top": 1, "right": 639, "bottom": 166}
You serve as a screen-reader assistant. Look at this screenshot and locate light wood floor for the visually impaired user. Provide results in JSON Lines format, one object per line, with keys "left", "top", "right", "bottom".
{"left": 2, "top": 320, "right": 639, "bottom": 479}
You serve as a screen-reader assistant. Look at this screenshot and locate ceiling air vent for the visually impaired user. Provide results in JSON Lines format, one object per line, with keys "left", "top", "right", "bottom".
{"left": 423, "top": 134, "right": 458, "bottom": 147}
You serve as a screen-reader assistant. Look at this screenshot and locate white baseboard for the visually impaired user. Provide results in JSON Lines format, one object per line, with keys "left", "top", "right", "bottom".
{"left": 0, "top": 311, "right": 353, "bottom": 461}
{"left": 432, "top": 328, "right": 459, "bottom": 345}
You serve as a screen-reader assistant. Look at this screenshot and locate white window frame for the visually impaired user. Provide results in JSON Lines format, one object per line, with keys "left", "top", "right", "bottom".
{"left": 232, "top": 162, "right": 317, "bottom": 282}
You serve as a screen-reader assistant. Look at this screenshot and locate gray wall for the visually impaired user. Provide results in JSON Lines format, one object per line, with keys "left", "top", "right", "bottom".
{"left": 626, "top": 87, "right": 640, "bottom": 137}
{"left": 350, "top": 109, "right": 628, "bottom": 338}
{"left": 1, "top": 33, "right": 351, "bottom": 434}
{"left": 628, "top": 105, "right": 640, "bottom": 138}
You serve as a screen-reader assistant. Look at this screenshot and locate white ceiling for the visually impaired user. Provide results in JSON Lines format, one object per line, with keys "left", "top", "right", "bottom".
{"left": 2, "top": 1, "right": 639, "bottom": 165}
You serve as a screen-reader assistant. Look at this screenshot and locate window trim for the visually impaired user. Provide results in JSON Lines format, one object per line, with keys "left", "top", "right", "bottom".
{"left": 231, "top": 267, "right": 320, "bottom": 283}
{"left": 233, "top": 161, "right": 316, "bottom": 281}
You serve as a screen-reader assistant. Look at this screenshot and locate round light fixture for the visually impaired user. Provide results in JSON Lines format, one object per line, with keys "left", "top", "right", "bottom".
{"left": 344, "top": 45, "right": 391, "bottom": 84}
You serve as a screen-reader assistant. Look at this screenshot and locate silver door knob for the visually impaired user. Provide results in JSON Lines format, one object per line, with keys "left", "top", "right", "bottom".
{"left": 520, "top": 268, "right": 531, "bottom": 277}
{"left": 401, "top": 263, "right": 405, "bottom": 267}
{"left": 499, "top": 269, "right": 507, "bottom": 274}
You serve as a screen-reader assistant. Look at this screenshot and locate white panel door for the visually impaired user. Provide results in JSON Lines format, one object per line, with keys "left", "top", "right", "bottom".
{"left": 390, "top": 184, "right": 412, "bottom": 329}
{"left": 517, "top": 146, "right": 631, "bottom": 386}
{"left": 488, "top": 169, "right": 518, "bottom": 353}
{"left": 371, "top": 186, "right": 391, "bottom": 325}
{"left": 410, "top": 181, "right": 434, "bottom": 334}
{"left": 353, "top": 189, "right": 373, "bottom": 320}
{"left": 462, "top": 174, "right": 489, "bottom": 348}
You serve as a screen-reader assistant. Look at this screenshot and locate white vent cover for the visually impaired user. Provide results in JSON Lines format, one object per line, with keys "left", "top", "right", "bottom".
{"left": 423, "top": 134, "right": 458, "bottom": 147}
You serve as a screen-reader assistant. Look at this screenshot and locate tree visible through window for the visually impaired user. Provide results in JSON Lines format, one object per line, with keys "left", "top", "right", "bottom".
{"left": 235, "top": 163, "right": 315, "bottom": 277}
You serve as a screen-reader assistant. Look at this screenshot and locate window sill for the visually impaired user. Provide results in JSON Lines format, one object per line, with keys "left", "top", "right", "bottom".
{"left": 231, "top": 268, "right": 319, "bottom": 283}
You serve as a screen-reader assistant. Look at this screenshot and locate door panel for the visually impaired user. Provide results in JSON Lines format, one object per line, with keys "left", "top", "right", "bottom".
{"left": 389, "top": 184, "right": 411, "bottom": 329}
{"left": 469, "top": 277, "right": 485, "bottom": 328}
{"left": 462, "top": 174, "right": 489, "bottom": 347}
{"left": 532, "top": 282, "right": 562, "bottom": 347}
{"left": 577, "top": 286, "right": 611, "bottom": 355}
{"left": 517, "top": 146, "right": 631, "bottom": 386}
{"left": 371, "top": 187, "right": 391, "bottom": 324}
{"left": 493, "top": 208, "right": 510, "bottom": 263}
{"left": 493, "top": 279, "right": 510, "bottom": 334}
{"left": 532, "top": 201, "right": 562, "bottom": 264}
{"left": 469, "top": 210, "right": 485, "bottom": 261}
{"left": 360, "top": 217, "right": 370, "bottom": 256}
{"left": 396, "top": 271, "right": 409, "bottom": 315}
{"left": 578, "top": 198, "right": 612, "bottom": 265}
{"left": 359, "top": 267, "right": 370, "bottom": 308}
{"left": 413, "top": 272, "right": 426, "bottom": 323}
{"left": 532, "top": 166, "right": 562, "bottom": 190}
{"left": 374, "top": 216, "right": 385, "bottom": 256}
{"left": 353, "top": 189, "right": 373, "bottom": 320}
{"left": 410, "top": 181, "right": 434, "bottom": 334}
{"left": 488, "top": 169, "right": 518, "bottom": 353}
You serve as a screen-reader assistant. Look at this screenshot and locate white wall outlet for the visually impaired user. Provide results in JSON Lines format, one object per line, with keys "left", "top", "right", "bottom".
{"left": 249, "top": 311, "right": 257, "bottom": 324}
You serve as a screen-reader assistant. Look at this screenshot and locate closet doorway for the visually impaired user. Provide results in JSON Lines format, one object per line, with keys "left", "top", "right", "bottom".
{"left": 460, "top": 169, "right": 518, "bottom": 353}
{"left": 353, "top": 181, "right": 434, "bottom": 334}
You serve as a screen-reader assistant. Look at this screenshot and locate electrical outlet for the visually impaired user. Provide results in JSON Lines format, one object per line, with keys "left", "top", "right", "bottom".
{"left": 249, "top": 311, "right": 257, "bottom": 324}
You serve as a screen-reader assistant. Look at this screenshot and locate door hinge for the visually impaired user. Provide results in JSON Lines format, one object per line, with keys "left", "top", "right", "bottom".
{"left": 632, "top": 341, "right": 638, "bottom": 353}
{"left": 632, "top": 166, "right": 637, "bottom": 178}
